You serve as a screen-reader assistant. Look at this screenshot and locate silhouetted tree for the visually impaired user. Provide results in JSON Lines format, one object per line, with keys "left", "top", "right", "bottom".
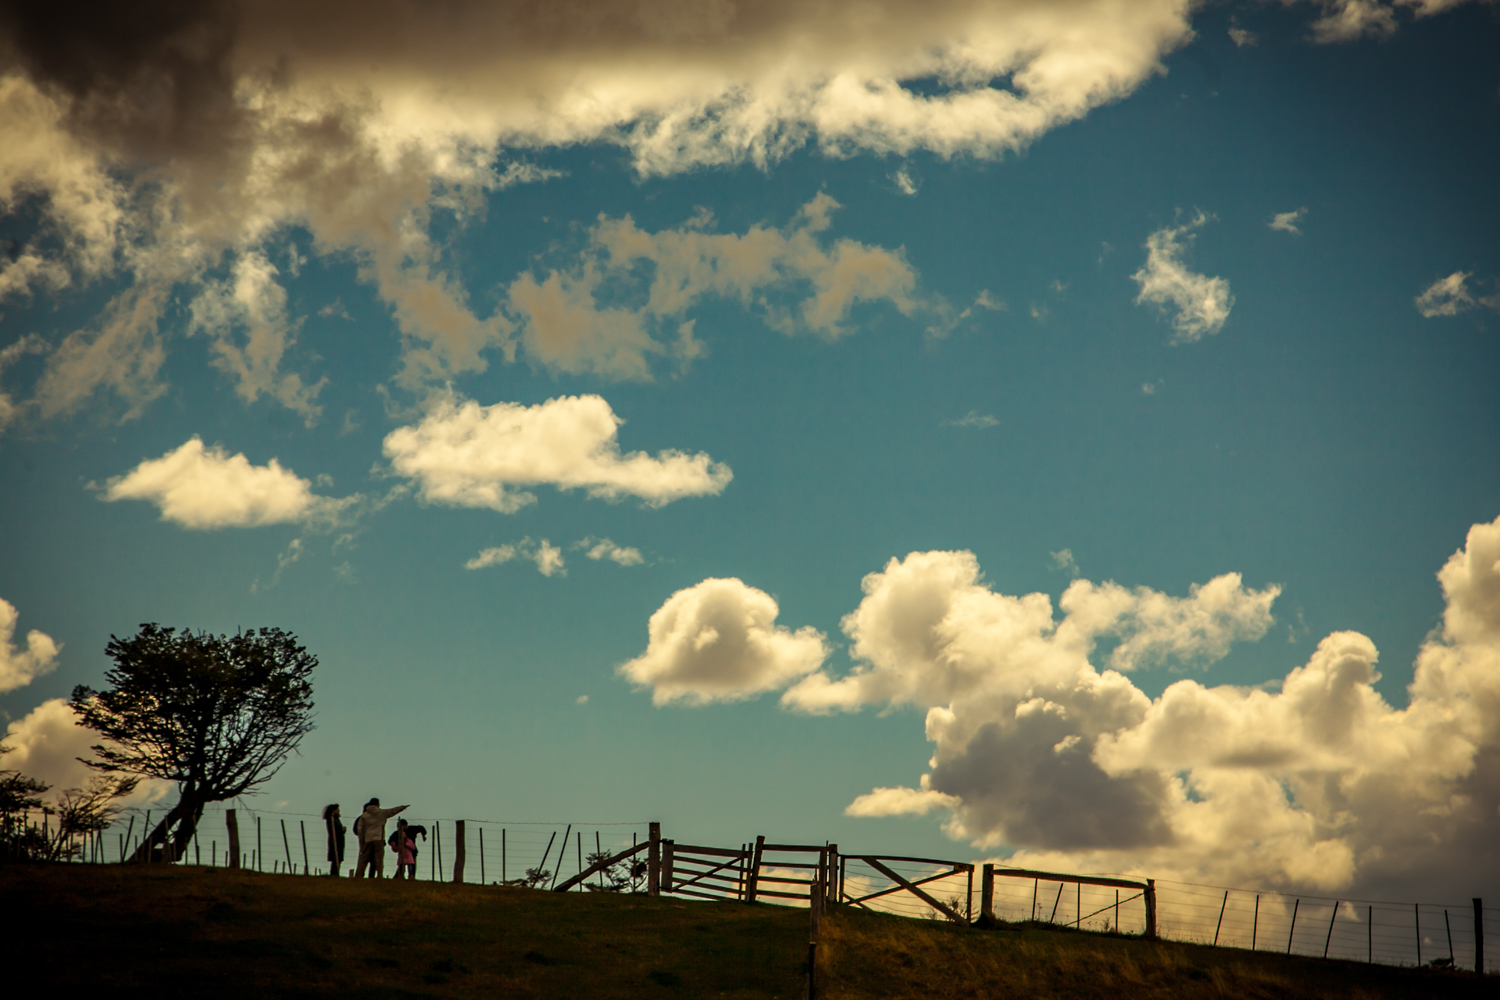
{"left": 0, "top": 743, "right": 134, "bottom": 862}
{"left": 71, "top": 624, "right": 316, "bottom": 863}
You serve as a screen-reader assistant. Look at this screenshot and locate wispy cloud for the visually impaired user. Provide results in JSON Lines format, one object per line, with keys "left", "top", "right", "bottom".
{"left": 465, "top": 538, "right": 566, "bottom": 577}
{"left": 1132, "top": 212, "right": 1234, "bottom": 343}
{"left": 1049, "top": 549, "right": 1080, "bottom": 576}
{"left": 1415, "top": 271, "right": 1500, "bottom": 318}
{"left": 946, "top": 411, "right": 999, "bottom": 429}
{"left": 1269, "top": 208, "right": 1307, "bottom": 235}
{"left": 576, "top": 537, "right": 646, "bottom": 566}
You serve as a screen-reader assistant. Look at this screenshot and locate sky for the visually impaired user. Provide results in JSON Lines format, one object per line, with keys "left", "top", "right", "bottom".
{"left": 1, "top": 0, "right": 1498, "bottom": 905}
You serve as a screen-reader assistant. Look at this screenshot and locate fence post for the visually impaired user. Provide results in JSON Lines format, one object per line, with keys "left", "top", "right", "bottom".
{"left": 1144, "top": 879, "right": 1157, "bottom": 939}
{"left": 454, "top": 820, "right": 466, "bottom": 884}
{"left": 281, "top": 819, "right": 292, "bottom": 873}
{"left": 1415, "top": 904, "right": 1421, "bottom": 966}
{"left": 435, "top": 821, "right": 443, "bottom": 882}
{"left": 1287, "top": 898, "right": 1299, "bottom": 954}
{"left": 1325, "top": 902, "right": 1338, "bottom": 959}
{"left": 300, "top": 821, "right": 309, "bottom": 874}
{"left": 662, "top": 840, "right": 677, "bottom": 893}
{"left": 1214, "top": 890, "right": 1228, "bottom": 947}
{"left": 746, "top": 835, "right": 765, "bottom": 904}
{"left": 227, "top": 810, "right": 240, "bottom": 869}
{"left": 647, "top": 822, "right": 661, "bottom": 897}
{"left": 1475, "top": 899, "right": 1485, "bottom": 974}
{"left": 480, "top": 827, "right": 485, "bottom": 885}
{"left": 827, "top": 845, "right": 839, "bottom": 908}
{"left": 981, "top": 864, "right": 995, "bottom": 923}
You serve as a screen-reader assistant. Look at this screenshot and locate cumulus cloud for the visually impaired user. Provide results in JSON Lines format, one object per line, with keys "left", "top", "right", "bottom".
{"left": 1269, "top": 207, "right": 1306, "bottom": 235}
{"left": 0, "top": 597, "right": 58, "bottom": 693}
{"left": 1298, "top": 0, "right": 1483, "bottom": 44}
{"left": 2, "top": 698, "right": 170, "bottom": 807}
{"left": 1132, "top": 213, "right": 1234, "bottom": 343}
{"left": 1414, "top": 271, "right": 1500, "bottom": 318}
{"left": 578, "top": 538, "right": 646, "bottom": 566}
{"left": 0, "top": 0, "right": 1203, "bottom": 418}
{"left": 758, "top": 515, "right": 1500, "bottom": 899}
{"left": 465, "top": 538, "right": 565, "bottom": 577}
{"left": 620, "top": 578, "right": 829, "bottom": 706}
{"left": 383, "top": 394, "right": 732, "bottom": 514}
{"left": 101, "top": 436, "right": 355, "bottom": 529}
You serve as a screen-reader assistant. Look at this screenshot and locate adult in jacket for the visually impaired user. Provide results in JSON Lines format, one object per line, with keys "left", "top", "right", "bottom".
{"left": 352, "top": 797, "right": 408, "bottom": 878}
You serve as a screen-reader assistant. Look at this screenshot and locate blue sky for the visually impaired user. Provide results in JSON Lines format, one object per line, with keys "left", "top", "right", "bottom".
{"left": 2, "top": 0, "right": 1498, "bottom": 901}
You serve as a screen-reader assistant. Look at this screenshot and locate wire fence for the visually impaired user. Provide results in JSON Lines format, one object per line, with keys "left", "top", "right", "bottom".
{"left": 36, "top": 803, "right": 1497, "bottom": 976}
{"left": 58, "top": 802, "right": 648, "bottom": 888}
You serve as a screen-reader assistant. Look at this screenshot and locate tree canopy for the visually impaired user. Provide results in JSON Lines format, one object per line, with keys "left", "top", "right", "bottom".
{"left": 71, "top": 624, "right": 317, "bottom": 862}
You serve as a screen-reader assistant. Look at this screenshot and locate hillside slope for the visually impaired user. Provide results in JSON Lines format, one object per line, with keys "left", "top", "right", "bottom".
{"left": 7, "top": 864, "right": 1489, "bottom": 998}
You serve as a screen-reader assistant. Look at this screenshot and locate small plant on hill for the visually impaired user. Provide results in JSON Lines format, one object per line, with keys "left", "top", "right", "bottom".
{"left": 522, "top": 866, "right": 552, "bottom": 888}
{"left": 581, "top": 850, "right": 650, "bottom": 893}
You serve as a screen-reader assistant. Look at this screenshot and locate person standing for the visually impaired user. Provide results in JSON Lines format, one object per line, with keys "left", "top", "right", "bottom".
{"left": 391, "top": 818, "right": 417, "bottom": 880}
{"left": 352, "top": 797, "right": 408, "bottom": 878}
{"left": 323, "top": 804, "right": 346, "bottom": 877}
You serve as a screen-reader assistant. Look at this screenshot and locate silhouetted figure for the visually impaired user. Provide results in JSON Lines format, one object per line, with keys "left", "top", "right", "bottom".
{"left": 323, "top": 804, "right": 346, "bottom": 877}
{"left": 352, "top": 797, "right": 408, "bottom": 878}
{"left": 390, "top": 818, "right": 424, "bottom": 880}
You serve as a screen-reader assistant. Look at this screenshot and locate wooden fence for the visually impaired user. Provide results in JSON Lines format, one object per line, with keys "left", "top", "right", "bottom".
{"left": 62, "top": 807, "right": 1496, "bottom": 976}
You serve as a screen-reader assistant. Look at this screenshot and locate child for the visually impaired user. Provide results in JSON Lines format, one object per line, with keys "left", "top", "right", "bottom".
{"left": 390, "top": 818, "right": 418, "bottom": 880}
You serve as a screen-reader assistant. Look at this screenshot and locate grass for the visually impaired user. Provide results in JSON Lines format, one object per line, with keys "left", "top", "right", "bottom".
{"left": 5, "top": 863, "right": 805, "bottom": 997}
{"left": 6, "top": 863, "right": 1491, "bottom": 998}
{"left": 820, "top": 907, "right": 1493, "bottom": 999}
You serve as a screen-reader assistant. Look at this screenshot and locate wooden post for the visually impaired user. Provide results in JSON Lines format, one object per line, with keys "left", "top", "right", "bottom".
{"left": 1325, "top": 902, "right": 1338, "bottom": 959}
{"left": 981, "top": 864, "right": 995, "bottom": 922}
{"left": 480, "top": 827, "right": 486, "bottom": 884}
{"left": 1076, "top": 882, "right": 1081, "bottom": 928}
{"left": 647, "top": 822, "right": 661, "bottom": 897}
{"left": 1368, "top": 905, "right": 1373, "bottom": 963}
{"left": 827, "top": 845, "right": 839, "bottom": 908}
{"left": 281, "top": 819, "right": 293, "bottom": 873}
{"left": 300, "top": 821, "right": 309, "bottom": 875}
{"left": 1474, "top": 899, "right": 1484, "bottom": 974}
{"left": 596, "top": 832, "right": 603, "bottom": 889}
{"left": 549, "top": 825, "right": 571, "bottom": 890}
{"left": 1252, "top": 894, "right": 1259, "bottom": 950}
{"left": 1287, "top": 898, "right": 1299, "bottom": 953}
{"left": 1214, "top": 891, "right": 1228, "bottom": 947}
{"left": 454, "top": 820, "right": 466, "bottom": 884}
{"left": 1031, "top": 879, "right": 1038, "bottom": 921}
{"left": 435, "top": 821, "right": 443, "bottom": 882}
{"left": 1445, "top": 909, "right": 1454, "bottom": 965}
{"left": 502, "top": 828, "right": 506, "bottom": 883}
{"left": 662, "top": 840, "right": 675, "bottom": 893}
{"left": 576, "top": 830, "right": 582, "bottom": 880}
{"left": 745, "top": 835, "right": 764, "bottom": 904}
{"left": 1415, "top": 904, "right": 1421, "bottom": 966}
{"left": 1144, "top": 879, "right": 1157, "bottom": 940}
{"left": 227, "top": 810, "right": 240, "bottom": 869}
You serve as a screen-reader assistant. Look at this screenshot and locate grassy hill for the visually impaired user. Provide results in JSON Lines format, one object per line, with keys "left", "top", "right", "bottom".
{"left": 6, "top": 864, "right": 1489, "bottom": 998}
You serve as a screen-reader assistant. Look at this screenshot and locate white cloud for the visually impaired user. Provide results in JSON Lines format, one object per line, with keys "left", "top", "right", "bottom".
{"left": 579, "top": 538, "right": 646, "bottom": 566}
{"left": 505, "top": 196, "right": 923, "bottom": 379}
{"left": 946, "top": 410, "right": 999, "bottom": 429}
{"left": 1132, "top": 213, "right": 1234, "bottom": 343}
{"left": 1269, "top": 207, "right": 1306, "bottom": 235}
{"left": 383, "top": 394, "right": 732, "bottom": 514}
{"left": 765, "top": 514, "right": 1500, "bottom": 899}
{"left": 2, "top": 698, "right": 170, "bottom": 807}
{"left": 846, "top": 785, "right": 960, "bottom": 817}
{"left": 891, "top": 167, "right": 920, "bottom": 196}
{"left": 620, "top": 578, "right": 829, "bottom": 706}
{"left": 1306, "top": 0, "right": 1399, "bottom": 42}
{"left": 102, "top": 436, "right": 354, "bottom": 530}
{"left": 0, "top": 598, "right": 59, "bottom": 694}
{"left": 465, "top": 538, "right": 566, "bottom": 576}
{"left": 576, "top": 694, "right": 589, "bottom": 705}
{"left": 1414, "top": 271, "right": 1500, "bottom": 318}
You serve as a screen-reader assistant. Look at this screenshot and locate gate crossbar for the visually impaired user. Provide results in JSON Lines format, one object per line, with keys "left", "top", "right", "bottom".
{"left": 991, "top": 867, "right": 1146, "bottom": 891}
{"left": 861, "top": 857, "right": 968, "bottom": 924}
{"left": 845, "top": 865, "right": 966, "bottom": 907}
{"left": 670, "top": 853, "right": 746, "bottom": 895}
{"left": 552, "top": 840, "right": 650, "bottom": 893}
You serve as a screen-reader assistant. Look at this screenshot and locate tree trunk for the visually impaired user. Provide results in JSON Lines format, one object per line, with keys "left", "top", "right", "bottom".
{"left": 129, "top": 795, "right": 204, "bottom": 864}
